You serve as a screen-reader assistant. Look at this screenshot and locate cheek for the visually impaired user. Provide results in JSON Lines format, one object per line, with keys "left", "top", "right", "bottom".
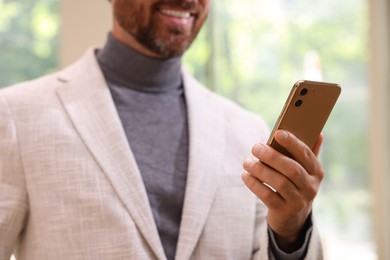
{"left": 201, "top": 0, "right": 212, "bottom": 11}
{"left": 197, "top": 0, "right": 211, "bottom": 24}
{"left": 114, "top": 0, "right": 150, "bottom": 29}
{"left": 195, "top": 12, "right": 209, "bottom": 31}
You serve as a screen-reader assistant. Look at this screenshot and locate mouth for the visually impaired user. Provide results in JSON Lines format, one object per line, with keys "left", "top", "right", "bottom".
{"left": 159, "top": 9, "right": 191, "bottom": 19}
{"left": 158, "top": 8, "right": 195, "bottom": 19}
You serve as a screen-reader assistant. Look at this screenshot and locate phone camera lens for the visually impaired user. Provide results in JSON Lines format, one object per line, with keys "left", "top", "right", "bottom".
{"left": 300, "top": 88, "right": 308, "bottom": 96}
{"left": 295, "top": 99, "right": 303, "bottom": 107}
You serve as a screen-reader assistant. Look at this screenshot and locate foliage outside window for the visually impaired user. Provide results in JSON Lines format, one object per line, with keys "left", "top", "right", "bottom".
{"left": 184, "top": 0, "right": 372, "bottom": 259}
{"left": 0, "top": 0, "right": 58, "bottom": 88}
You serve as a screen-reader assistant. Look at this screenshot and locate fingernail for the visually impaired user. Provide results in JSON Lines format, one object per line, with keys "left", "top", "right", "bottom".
{"left": 241, "top": 171, "right": 250, "bottom": 181}
{"left": 253, "top": 143, "right": 265, "bottom": 156}
{"left": 243, "top": 158, "right": 255, "bottom": 168}
{"left": 276, "top": 130, "right": 288, "bottom": 141}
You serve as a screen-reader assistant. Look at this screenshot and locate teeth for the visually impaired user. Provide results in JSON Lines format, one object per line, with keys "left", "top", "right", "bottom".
{"left": 160, "top": 9, "right": 191, "bottom": 19}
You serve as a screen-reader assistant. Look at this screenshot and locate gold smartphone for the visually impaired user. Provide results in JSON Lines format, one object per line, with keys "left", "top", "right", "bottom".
{"left": 267, "top": 80, "right": 341, "bottom": 158}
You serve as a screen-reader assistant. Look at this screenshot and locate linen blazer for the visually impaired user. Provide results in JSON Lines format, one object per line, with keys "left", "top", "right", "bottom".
{"left": 0, "top": 49, "right": 323, "bottom": 259}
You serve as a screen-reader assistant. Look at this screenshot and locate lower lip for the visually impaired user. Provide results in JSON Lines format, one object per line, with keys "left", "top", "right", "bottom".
{"left": 157, "top": 12, "right": 195, "bottom": 27}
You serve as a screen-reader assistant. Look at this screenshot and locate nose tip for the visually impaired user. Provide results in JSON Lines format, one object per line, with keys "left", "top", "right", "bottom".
{"left": 180, "top": 0, "right": 198, "bottom": 8}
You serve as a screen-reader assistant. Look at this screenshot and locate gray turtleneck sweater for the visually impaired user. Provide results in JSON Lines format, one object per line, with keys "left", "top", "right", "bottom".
{"left": 97, "top": 34, "right": 188, "bottom": 260}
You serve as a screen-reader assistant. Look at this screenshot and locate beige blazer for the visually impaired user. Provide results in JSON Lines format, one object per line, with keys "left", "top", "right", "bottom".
{"left": 0, "top": 49, "right": 323, "bottom": 259}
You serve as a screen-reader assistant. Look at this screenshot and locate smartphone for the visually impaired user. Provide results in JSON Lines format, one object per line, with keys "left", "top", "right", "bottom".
{"left": 267, "top": 80, "right": 341, "bottom": 158}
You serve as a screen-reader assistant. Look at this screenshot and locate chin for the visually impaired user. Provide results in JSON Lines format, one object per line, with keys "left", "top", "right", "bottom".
{"left": 146, "top": 34, "right": 194, "bottom": 58}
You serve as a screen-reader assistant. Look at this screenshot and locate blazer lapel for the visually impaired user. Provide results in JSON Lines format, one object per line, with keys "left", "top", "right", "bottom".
{"left": 55, "top": 49, "right": 166, "bottom": 260}
{"left": 175, "top": 71, "right": 226, "bottom": 260}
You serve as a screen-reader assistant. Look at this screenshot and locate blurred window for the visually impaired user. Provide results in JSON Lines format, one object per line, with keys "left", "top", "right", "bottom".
{"left": 0, "top": 0, "right": 59, "bottom": 88}
{"left": 184, "top": 0, "right": 372, "bottom": 259}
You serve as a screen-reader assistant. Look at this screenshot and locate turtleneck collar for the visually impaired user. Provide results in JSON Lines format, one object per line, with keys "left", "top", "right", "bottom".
{"left": 97, "top": 33, "right": 183, "bottom": 93}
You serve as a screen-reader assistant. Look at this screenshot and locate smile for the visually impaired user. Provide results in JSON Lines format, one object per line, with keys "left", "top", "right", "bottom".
{"left": 159, "top": 9, "right": 192, "bottom": 19}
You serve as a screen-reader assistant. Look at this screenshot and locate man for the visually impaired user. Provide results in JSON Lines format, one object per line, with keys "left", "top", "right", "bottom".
{"left": 0, "top": 0, "right": 324, "bottom": 259}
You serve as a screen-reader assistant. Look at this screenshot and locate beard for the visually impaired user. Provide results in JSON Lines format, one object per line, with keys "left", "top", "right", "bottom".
{"left": 113, "top": 0, "right": 207, "bottom": 58}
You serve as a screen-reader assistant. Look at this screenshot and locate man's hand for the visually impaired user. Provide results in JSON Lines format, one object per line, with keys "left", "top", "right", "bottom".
{"left": 241, "top": 130, "right": 324, "bottom": 252}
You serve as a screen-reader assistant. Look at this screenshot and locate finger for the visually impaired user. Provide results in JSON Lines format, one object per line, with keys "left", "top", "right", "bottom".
{"left": 312, "top": 133, "right": 324, "bottom": 157}
{"left": 250, "top": 144, "right": 310, "bottom": 191}
{"left": 274, "top": 130, "right": 324, "bottom": 180}
{"left": 241, "top": 171, "right": 284, "bottom": 209}
{"left": 243, "top": 158, "right": 277, "bottom": 191}
{"left": 243, "top": 157, "right": 304, "bottom": 203}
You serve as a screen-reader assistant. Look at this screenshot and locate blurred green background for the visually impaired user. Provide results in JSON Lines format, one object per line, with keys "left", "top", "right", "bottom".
{"left": 184, "top": 0, "right": 371, "bottom": 258}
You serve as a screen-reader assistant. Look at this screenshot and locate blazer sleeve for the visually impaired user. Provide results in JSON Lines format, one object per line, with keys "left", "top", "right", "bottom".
{"left": 0, "top": 93, "right": 28, "bottom": 259}
{"left": 251, "top": 200, "right": 324, "bottom": 260}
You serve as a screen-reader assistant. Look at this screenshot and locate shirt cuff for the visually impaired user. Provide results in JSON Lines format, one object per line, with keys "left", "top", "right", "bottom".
{"left": 267, "top": 217, "right": 313, "bottom": 260}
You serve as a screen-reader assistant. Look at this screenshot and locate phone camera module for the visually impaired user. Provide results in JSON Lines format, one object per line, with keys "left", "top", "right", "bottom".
{"left": 300, "top": 88, "right": 308, "bottom": 96}
{"left": 295, "top": 99, "right": 303, "bottom": 107}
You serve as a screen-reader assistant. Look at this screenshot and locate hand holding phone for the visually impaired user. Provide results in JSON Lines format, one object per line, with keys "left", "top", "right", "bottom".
{"left": 267, "top": 80, "right": 341, "bottom": 158}
{"left": 242, "top": 80, "right": 340, "bottom": 252}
